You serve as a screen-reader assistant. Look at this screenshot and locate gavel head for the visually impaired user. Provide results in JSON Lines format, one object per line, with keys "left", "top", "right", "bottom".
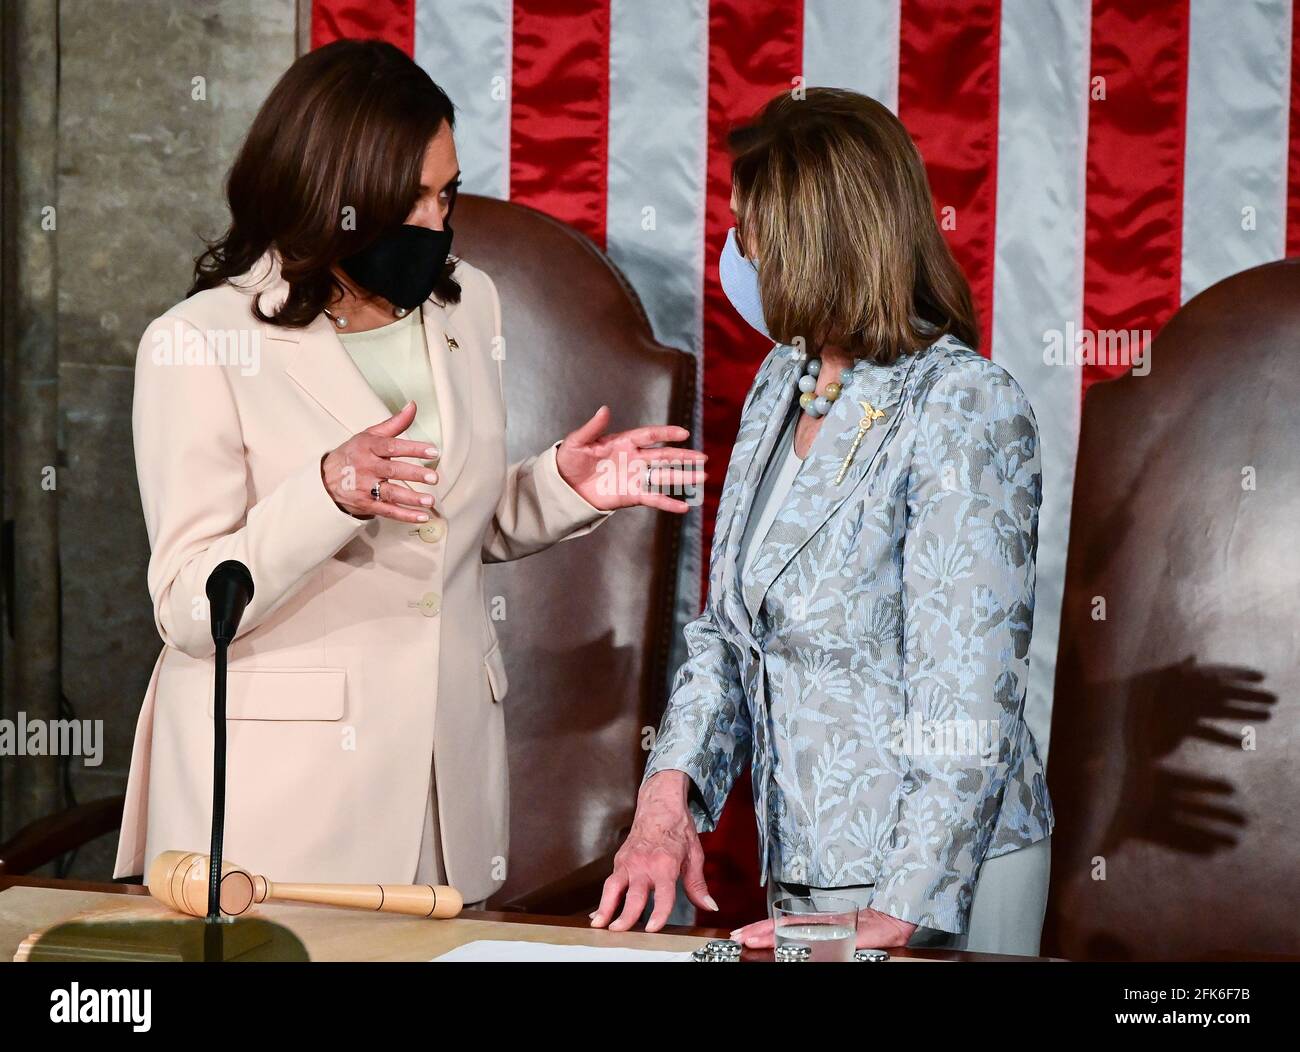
{"left": 147, "top": 850, "right": 257, "bottom": 918}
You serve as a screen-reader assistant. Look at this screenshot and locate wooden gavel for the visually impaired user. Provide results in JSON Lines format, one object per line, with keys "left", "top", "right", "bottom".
{"left": 147, "top": 850, "right": 464, "bottom": 920}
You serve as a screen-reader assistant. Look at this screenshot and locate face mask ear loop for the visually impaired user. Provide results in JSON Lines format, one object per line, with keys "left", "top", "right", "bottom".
{"left": 736, "top": 220, "right": 759, "bottom": 267}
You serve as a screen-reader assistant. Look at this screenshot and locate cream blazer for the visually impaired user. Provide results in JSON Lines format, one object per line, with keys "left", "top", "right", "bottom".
{"left": 112, "top": 254, "right": 609, "bottom": 903}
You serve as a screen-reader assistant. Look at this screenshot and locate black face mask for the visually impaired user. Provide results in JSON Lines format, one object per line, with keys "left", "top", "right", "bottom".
{"left": 339, "top": 223, "right": 454, "bottom": 310}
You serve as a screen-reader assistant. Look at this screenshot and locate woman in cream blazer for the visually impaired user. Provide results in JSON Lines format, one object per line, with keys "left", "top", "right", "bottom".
{"left": 113, "top": 41, "right": 702, "bottom": 905}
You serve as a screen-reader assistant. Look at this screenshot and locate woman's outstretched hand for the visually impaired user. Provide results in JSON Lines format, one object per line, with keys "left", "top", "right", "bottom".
{"left": 730, "top": 907, "right": 918, "bottom": 951}
{"left": 556, "top": 406, "right": 706, "bottom": 513}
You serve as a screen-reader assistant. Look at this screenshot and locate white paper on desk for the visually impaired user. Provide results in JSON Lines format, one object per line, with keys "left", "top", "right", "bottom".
{"left": 432, "top": 939, "right": 695, "bottom": 963}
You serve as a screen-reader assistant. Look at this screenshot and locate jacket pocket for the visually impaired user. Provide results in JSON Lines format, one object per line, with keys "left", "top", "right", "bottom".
{"left": 205, "top": 667, "right": 346, "bottom": 721}
{"left": 484, "top": 641, "right": 509, "bottom": 703}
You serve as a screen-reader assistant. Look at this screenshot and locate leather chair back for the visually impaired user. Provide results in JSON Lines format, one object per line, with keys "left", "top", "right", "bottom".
{"left": 1044, "top": 259, "right": 1300, "bottom": 960}
{"left": 452, "top": 195, "right": 695, "bottom": 910}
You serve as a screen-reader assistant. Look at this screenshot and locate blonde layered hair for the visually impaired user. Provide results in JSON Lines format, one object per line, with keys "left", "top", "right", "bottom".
{"left": 730, "top": 88, "right": 978, "bottom": 363}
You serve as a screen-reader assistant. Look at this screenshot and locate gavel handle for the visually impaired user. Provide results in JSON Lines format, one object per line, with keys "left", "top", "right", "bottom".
{"left": 256, "top": 880, "right": 463, "bottom": 919}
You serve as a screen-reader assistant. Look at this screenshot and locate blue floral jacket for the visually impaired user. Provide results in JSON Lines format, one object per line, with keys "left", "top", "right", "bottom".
{"left": 644, "top": 335, "right": 1054, "bottom": 934}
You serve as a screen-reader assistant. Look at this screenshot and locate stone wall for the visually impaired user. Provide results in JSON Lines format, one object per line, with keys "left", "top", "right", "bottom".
{"left": 2, "top": 0, "right": 302, "bottom": 879}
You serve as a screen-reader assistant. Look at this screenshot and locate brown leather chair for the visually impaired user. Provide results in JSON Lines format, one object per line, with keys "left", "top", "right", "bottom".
{"left": 452, "top": 195, "right": 695, "bottom": 913}
{"left": 1043, "top": 258, "right": 1300, "bottom": 960}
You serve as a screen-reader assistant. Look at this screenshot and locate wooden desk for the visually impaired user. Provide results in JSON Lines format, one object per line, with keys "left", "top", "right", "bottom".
{"left": 0, "top": 876, "right": 1044, "bottom": 962}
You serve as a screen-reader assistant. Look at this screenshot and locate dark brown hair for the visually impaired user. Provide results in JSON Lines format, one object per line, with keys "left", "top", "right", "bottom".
{"left": 190, "top": 39, "right": 459, "bottom": 326}
{"left": 729, "top": 87, "right": 978, "bottom": 362}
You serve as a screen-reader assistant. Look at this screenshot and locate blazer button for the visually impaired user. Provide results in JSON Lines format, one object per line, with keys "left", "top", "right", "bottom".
{"left": 409, "top": 592, "right": 441, "bottom": 617}
{"left": 416, "top": 518, "right": 446, "bottom": 543}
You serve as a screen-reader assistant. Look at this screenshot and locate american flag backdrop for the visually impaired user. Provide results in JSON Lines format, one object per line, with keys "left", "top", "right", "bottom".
{"left": 310, "top": 0, "right": 1300, "bottom": 923}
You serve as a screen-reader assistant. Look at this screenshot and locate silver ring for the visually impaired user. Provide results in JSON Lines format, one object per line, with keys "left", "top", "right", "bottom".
{"left": 644, "top": 465, "right": 654, "bottom": 490}
{"left": 371, "top": 480, "right": 384, "bottom": 501}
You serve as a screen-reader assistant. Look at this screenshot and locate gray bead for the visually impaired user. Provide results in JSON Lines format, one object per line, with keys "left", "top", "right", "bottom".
{"left": 806, "top": 358, "right": 822, "bottom": 377}
{"left": 798, "top": 374, "right": 817, "bottom": 393}
{"left": 813, "top": 395, "right": 832, "bottom": 416}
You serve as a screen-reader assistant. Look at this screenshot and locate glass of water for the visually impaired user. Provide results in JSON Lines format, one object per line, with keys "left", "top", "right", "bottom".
{"left": 772, "top": 895, "right": 859, "bottom": 962}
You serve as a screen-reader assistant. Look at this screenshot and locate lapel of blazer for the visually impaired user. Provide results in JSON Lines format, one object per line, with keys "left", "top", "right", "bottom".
{"left": 237, "top": 247, "right": 390, "bottom": 439}
{"left": 739, "top": 348, "right": 924, "bottom": 622}
{"left": 716, "top": 348, "right": 802, "bottom": 601}
{"left": 419, "top": 295, "right": 473, "bottom": 497}
{"left": 251, "top": 248, "right": 473, "bottom": 501}
{"left": 279, "top": 315, "right": 393, "bottom": 438}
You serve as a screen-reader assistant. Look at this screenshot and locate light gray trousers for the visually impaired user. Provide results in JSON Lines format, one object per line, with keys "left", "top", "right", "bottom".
{"left": 767, "top": 835, "right": 1052, "bottom": 957}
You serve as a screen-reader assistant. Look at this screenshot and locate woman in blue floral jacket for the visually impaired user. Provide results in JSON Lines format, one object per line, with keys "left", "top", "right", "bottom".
{"left": 592, "top": 88, "right": 1054, "bottom": 955}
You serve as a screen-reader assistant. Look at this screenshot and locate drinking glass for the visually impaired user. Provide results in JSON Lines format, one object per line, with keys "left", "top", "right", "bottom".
{"left": 772, "top": 895, "right": 859, "bottom": 962}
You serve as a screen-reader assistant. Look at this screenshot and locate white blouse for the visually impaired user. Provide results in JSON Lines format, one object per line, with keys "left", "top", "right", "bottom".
{"left": 336, "top": 310, "right": 442, "bottom": 458}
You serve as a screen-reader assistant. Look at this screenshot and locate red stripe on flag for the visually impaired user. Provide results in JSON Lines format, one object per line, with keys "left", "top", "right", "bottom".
{"left": 698, "top": 0, "right": 803, "bottom": 931}
{"left": 701, "top": 0, "right": 803, "bottom": 568}
{"left": 1081, "top": 0, "right": 1189, "bottom": 392}
{"left": 509, "top": 0, "right": 612, "bottom": 248}
{"left": 897, "top": 0, "right": 1002, "bottom": 357}
{"left": 1288, "top": 5, "right": 1300, "bottom": 257}
{"left": 310, "top": 0, "right": 414, "bottom": 52}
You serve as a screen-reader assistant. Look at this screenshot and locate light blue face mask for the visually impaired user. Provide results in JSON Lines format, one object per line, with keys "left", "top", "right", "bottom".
{"left": 718, "top": 227, "right": 770, "bottom": 338}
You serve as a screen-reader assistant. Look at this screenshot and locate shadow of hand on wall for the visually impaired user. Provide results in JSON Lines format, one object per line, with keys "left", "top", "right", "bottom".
{"left": 1098, "top": 657, "right": 1275, "bottom": 858}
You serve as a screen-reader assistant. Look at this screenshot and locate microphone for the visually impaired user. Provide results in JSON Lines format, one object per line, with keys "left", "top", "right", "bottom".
{"left": 203, "top": 560, "right": 254, "bottom": 941}
{"left": 206, "top": 559, "right": 254, "bottom": 644}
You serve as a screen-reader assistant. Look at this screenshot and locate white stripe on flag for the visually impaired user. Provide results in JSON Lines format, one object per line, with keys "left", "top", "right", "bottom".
{"left": 415, "top": 0, "right": 513, "bottom": 200}
{"left": 803, "top": 0, "right": 901, "bottom": 112}
{"left": 992, "top": 0, "right": 1093, "bottom": 762}
{"left": 1181, "top": 0, "right": 1293, "bottom": 303}
{"left": 607, "top": 0, "right": 709, "bottom": 359}
{"left": 606, "top": 0, "right": 710, "bottom": 669}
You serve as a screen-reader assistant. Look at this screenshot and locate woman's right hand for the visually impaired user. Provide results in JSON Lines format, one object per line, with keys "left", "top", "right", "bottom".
{"left": 590, "top": 770, "right": 718, "bottom": 932}
{"left": 320, "top": 400, "right": 440, "bottom": 523}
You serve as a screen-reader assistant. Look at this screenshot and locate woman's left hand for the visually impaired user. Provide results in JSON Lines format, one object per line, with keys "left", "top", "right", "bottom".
{"left": 730, "top": 908, "right": 918, "bottom": 951}
{"left": 556, "top": 406, "right": 707, "bottom": 513}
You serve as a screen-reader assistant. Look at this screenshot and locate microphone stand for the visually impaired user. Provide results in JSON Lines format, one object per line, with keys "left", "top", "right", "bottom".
{"left": 202, "top": 560, "right": 253, "bottom": 961}
{"left": 204, "top": 634, "right": 230, "bottom": 962}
